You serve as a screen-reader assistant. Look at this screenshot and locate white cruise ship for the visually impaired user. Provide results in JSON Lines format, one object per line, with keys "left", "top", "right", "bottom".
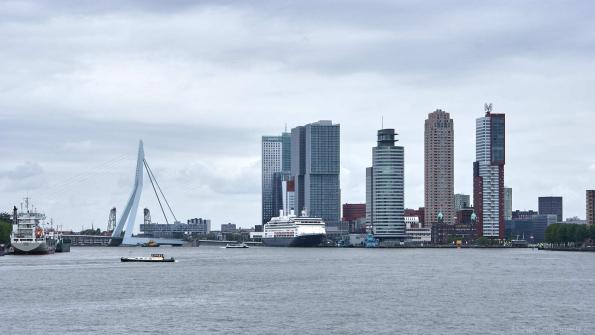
{"left": 262, "top": 210, "right": 326, "bottom": 247}
{"left": 10, "top": 198, "right": 58, "bottom": 254}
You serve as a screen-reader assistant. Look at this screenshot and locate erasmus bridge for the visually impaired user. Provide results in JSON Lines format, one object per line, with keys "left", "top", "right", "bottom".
{"left": 109, "top": 140, "right": 184, "bottom": 246}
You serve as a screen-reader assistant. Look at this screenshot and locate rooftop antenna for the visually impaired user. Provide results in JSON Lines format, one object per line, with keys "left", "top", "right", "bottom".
{"left": 284, "top": 123, "right": 288, "bottom": 133}
{"left": 484, "top": 102, "right": 493, "bottom": 115}
{"left": 381, "top": 116, "right": 384, "bottom": 129}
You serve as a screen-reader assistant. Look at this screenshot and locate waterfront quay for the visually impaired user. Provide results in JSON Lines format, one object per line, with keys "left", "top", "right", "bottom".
{"left": 64, "top": 234, "right": 112, "bottom": 246}
{"left": 538, "top": 245, "right": 595, "bottom": 252}
{"left": 61, "top": 236, "right": 262, "bottom": 247}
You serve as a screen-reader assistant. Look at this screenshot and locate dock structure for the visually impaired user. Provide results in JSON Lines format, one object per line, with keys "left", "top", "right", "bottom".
{"left": 66, "top": 235, "right": 185, "bottom": 246}
{"left": 198, "top": 240, "right": 262, "bottom": 247}
{"left": 65, "top": 235, "right": 113, "bottom": 246}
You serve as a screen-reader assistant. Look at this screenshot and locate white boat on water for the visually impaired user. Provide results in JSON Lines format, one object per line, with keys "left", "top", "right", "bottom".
{"left": 10, "top": 198, "right": 60, "bottom": 255}
{"left": 121, "top": 254, "right": 175, "bottom": 262}
{"left": 224, "top": 242, "right": 249, "bottom": 249}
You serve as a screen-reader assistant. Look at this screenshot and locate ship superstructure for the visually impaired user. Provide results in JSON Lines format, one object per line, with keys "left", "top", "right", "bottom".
{"left": 262, "top": 210, "right": 326, "bottom": 247}
{"left": 10, "top": 198, "right": 59, "bottom": 254}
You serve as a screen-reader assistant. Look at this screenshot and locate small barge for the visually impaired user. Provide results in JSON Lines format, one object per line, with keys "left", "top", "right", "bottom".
{"left": 224, "top": 243, "right": 249, "bottom": 249}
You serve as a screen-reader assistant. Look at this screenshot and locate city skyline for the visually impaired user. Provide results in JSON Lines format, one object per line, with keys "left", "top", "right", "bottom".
{"left": 1, "top": 1, "right": 595, "bottom": 229}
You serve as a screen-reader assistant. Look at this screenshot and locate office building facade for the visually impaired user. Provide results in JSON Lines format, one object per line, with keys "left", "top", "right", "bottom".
{"left": 454, "top": 194, "right": 471, "bottom": 212}
{"left": 506, "top": 213, "right": 556, "bottom": 243}
{"left": 343, "top": 203, "right": 366, "bottom": 233}
{"left": 538, "top": 196, "right": 563, "bottom": 222}
{"left": 262, "top": 136, "right": 283, "bottom": 224}
{"left": 366, "top": 129, "right": 405, "bottom": 240}
{"left": 504, "top": 187, "right": 513, "bottom": 220}
{"left": 512, "top": 210, "right": 538, "bottom": 220}
{"left": 588, "top": 190, "right": 595, "bottom": 225}
{"left": 473, "top": 106, "right": 505, "bottom": 239}
{"left": 343, "top": 203, "right": 366, "bottom": 222}
{"left": 262, "top": 133, "right": 291, "bottom": 224}
{"left": 291, "top": 121, "right": 341, "bottom": 226}
{"left": 531, "top": 214, "right": 558, "bottom": 243}
{"left": 425, "top": 109, "right": 454, "bottom": 226}
{"left": 220, "top": 223, "right": 237, "bottom": 233}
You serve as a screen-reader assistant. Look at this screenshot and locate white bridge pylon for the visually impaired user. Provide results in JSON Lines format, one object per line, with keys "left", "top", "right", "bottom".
{"left": 110, "top": 140, "right": 183, "bottom": 246}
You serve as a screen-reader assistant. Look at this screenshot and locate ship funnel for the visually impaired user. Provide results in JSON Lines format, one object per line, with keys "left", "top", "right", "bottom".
{"left": 279, "top": 209, "right": 284, "bottom": 217}
{"left": 290, "top": 209, "right": 295, "bottom": 216}
{"left": 13, "top": 206, "right": 17, "bottom": 225}
{"left": 301, "top": 208, "right": 308, "bottom": 217}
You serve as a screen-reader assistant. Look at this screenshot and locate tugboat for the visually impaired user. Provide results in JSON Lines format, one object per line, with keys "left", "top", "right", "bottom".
{"left": 120, "top": 253, "right": 175, "bottom": 262}
{"left": 364, "top": 233, "right": 379, "bottom": 248}
{"left": 141, "top": 240, "right": 160, "bottom": 247}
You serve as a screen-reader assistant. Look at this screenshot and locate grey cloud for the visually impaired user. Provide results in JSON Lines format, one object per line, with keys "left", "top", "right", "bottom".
{"left": 3, "top": 1, "right": 594, "bottom": 82}
{"left": 0, "top": 161, "right": 44, "bottom": 179}
{"left": 0, "top": 161, "right": 46, "bottom": 191}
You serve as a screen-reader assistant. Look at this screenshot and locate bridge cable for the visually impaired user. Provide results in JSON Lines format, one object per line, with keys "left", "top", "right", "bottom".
{"left": 143, "top": 159, "right": 169, "bottom": 225}
{"left": 144, "top": 159, "right": 178, "bottom": 222}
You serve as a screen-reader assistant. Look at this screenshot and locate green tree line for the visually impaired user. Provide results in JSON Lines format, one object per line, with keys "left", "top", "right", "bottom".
{"left": 545, "top": 224, "right": 595, "bottom": 244}
{"left": 0, "top": 212, "right": 12, "bottom": 245}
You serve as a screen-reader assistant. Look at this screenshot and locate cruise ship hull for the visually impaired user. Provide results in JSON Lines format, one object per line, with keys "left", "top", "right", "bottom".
{"left": 262, "top": 234, "right": 324, "bottom": 247}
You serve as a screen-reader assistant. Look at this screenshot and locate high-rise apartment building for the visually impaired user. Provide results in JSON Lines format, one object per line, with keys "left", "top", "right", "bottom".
{"left": 473, "top": 105, "right": 505, "bottom": 239}
{"left": 261, "top": 132, "right": 291, "bottom": 225}
{"left": 504, "top": 187, "right": 513, "bottom": 220}
{"left": 291, "top": 121, "right": 340, "bottom": 226}
{"left": 538, "top": 196, "right": 563, "bottom": 222}
{"left": 587, "top": 190, "right": 595, "bottom": 225}
{"left": 366, "top": 129, "right": 405, "bottom": 240}
{"left": 425, "top": 109, "right": 454, "bottom": 226}
{"left": 454, "top": 194, "right": 470, "bottom": 211}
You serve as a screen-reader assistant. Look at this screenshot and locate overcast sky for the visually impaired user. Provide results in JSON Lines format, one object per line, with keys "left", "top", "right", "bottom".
{"left": 1, "top": 0, "right": 594, "bottom": 230}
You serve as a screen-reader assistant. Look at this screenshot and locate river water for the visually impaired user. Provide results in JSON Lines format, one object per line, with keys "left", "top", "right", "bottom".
{"left": 1, "top": 247, "right": 594, "bottom": 334}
